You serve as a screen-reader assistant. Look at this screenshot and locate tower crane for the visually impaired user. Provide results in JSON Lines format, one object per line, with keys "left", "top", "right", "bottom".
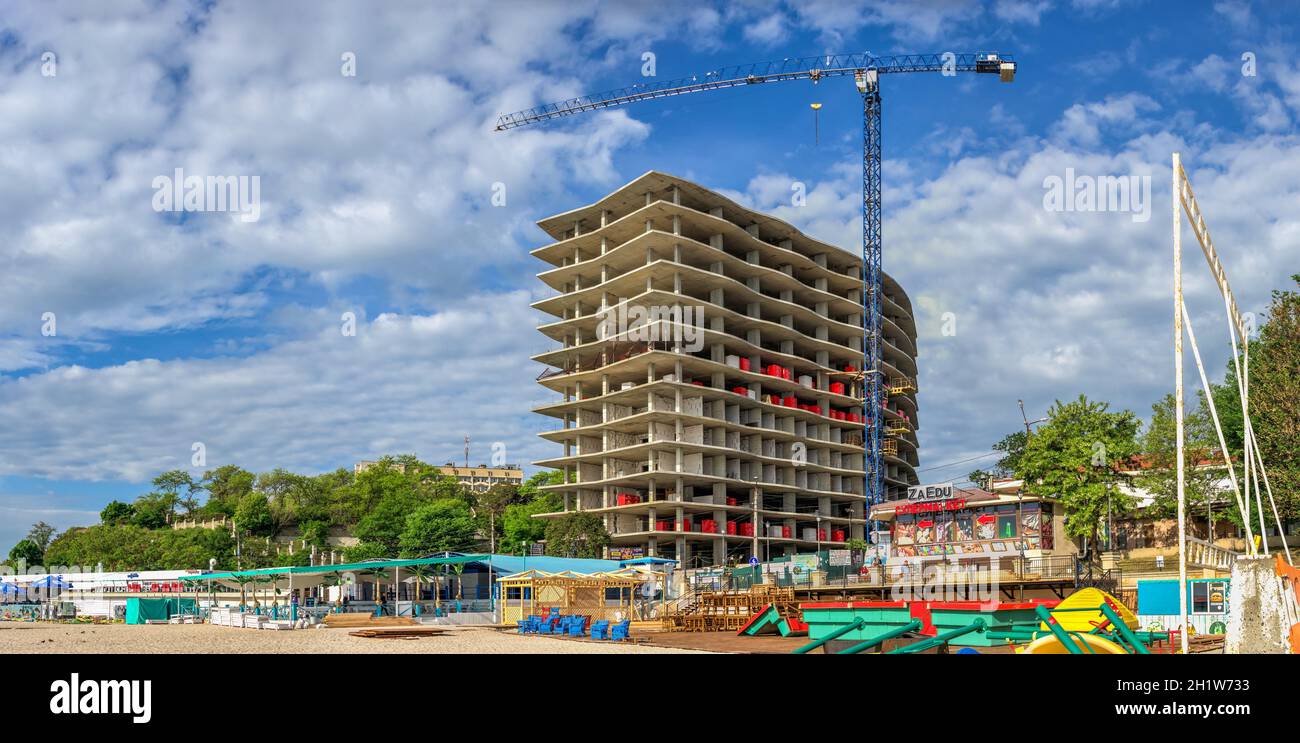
{"left": 495, "top": 51, "right": 1017, "bottom": 532}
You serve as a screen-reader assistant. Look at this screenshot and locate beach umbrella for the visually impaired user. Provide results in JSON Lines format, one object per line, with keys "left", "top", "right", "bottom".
{"left": 27, "top": 575, "right": 73, "bottom": 589}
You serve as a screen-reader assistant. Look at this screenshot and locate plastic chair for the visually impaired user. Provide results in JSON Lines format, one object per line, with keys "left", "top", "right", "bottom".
{"left": 609, "top": 619, "right": 631, "bottom": 641}
{"left": 589, "top": 620, "right": 610, "bottom": 640}
{"left": 568, "top": 616, "right": 589, "bottom": 637}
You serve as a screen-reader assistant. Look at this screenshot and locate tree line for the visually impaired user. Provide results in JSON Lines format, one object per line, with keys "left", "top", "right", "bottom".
{"left": 7, "top": 455, "right": 610, "bottom": 572}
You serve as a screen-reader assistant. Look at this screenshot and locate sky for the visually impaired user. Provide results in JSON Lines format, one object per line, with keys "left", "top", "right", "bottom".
{"left": 1, "top": 0, "right": 1297, "bottom": 552}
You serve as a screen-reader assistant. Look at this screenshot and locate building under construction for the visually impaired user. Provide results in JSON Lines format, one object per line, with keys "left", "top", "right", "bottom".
{"left": 530, "top": 172, "right": 920, "bottom": 565}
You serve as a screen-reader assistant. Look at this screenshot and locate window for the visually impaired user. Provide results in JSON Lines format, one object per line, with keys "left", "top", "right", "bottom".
{"left": 1191, "top": 581, "right": 1228, "bottom": 615}
{"left": 997, "top": 514, "right": 1018, "bottom": 539}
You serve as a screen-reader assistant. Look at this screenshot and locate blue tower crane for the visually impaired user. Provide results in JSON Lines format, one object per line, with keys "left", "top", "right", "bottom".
{"left": 496, "top": 51, "right": 1017, "bottom": 534}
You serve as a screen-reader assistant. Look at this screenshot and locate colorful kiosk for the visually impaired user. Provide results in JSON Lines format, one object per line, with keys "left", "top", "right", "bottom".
{"left": 868, "top": 484, "right": 1074, "bottom": 565}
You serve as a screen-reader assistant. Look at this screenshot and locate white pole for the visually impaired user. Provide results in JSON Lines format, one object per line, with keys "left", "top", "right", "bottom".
{"left": 1222, "top": 289, "right": 1253, "bottom": 555}
{"left": 1173, "top": 152, "right": 1189, "bottom": 655}
{"left": 1244, "top": 336, "right": 1269, "bottom": 555}
{"left": 1180, "top": 302, "right": 1250, "bottom": 534}
{"left": 1247, "top": 421, "right": 1292, "bottom": 563}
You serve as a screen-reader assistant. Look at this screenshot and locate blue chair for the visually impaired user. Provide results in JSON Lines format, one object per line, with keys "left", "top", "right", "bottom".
{"left": 540, "top": 616, "right": 560, "bottom": 634}
{"left": 610, "top": 619, "right": 631, "bottom": 641}
{"left": 550, "top": 616, "right": 569, "bottom": 635}
{"left": 589, "top": 620, "right": 610, "bottom": 640}
{"left": 568, "top": 616, "right": 588, "bottom": 637}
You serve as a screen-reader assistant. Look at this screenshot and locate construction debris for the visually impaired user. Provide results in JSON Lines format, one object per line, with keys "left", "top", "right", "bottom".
{"left": 348, "top": 627, "right": 446, "bottom": 640}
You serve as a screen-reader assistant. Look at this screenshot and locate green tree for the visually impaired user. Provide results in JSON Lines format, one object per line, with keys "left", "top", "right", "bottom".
{"left": 398, "top": 500, "right": 479, "bottom": 556}
{"left": 1243, "top": 275, "right": 1300, "bottom": 523}
{"left": 1135, "top": 393, "right": 1222, "bottom": 528}
{"left": 474, "top": 484, "right": 520, "bottom": 553}
{"left": 343, "top": 541, "right": 390, "bottom": 562}
{"left": 130, "top": 491, "right": 173, "bottom": 529}
{"left": 234, "top": 492, "right": 276, "bottom": 537}
{"left": 967, "top": 430, "right": 1028, "bottom": 487}
{"left": 100, "top": 500, "right": 135, "bottom": 525}
{"left": 8, "top": 539, "right": 43, "bottom": 566}
{"left": 1017, "top": 394, "right": 1140, "bottom": 554}
{"left": 153, "top": 470, "right": 198, "bottom": 518}
{"left": 25, "top": 521, "right": 57, "bottom": 552}
{"left": 501, "top": 493, "right": 562, "bottom": 553}
{"left": 543, "top": 512, "right": 610, "bottom": 558}
{"left": 199, "top": 465, "right": 255, "bottom": 517}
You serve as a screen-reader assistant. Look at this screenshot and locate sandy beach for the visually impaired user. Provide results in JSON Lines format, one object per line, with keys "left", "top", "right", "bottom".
{"left": 0, "top": 621, "right": 709, "bottom": 654}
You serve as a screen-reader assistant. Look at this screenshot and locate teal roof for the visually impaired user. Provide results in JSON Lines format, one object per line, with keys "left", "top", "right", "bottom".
{"left": 179, "top": 554, "right": 491, "bottom": 581}
{"left": 469, "top": 555, "right": 620, "bottom": 574}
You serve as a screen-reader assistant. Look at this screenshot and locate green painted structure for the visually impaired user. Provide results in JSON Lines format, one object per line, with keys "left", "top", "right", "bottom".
{"left": 125, "top": 597, "right": 196, "bottom": 625}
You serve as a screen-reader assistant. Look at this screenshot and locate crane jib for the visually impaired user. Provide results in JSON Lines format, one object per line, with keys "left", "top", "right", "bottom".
{"left": 494, "top": 52, "right": 1015, "bottom": 129}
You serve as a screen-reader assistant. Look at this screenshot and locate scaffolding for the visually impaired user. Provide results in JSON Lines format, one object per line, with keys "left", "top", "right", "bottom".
{"left": 661, "top": 584, "right": 796, "bottom": 632}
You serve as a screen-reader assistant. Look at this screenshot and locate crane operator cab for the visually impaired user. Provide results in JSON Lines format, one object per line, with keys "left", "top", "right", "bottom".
{"left": 974, "top": 52, "right": 1017, "bottom": 82}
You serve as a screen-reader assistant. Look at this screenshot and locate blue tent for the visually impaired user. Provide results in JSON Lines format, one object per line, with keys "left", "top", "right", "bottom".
{"left": 25, "top": 575, "right": 73, "bottom": 591}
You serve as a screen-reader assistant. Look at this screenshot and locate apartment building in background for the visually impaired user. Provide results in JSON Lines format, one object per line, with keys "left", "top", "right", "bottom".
{"left": 530, "top": 172, "right": 921, "bottom": 566}
{"left": 354, "top": 460, "right": 524, "bottom": 493}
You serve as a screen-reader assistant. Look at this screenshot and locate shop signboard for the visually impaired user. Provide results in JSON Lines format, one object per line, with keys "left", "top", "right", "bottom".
{"left": 907, "top": 483, "right": 954, "bottom": 501}
{"left": 828, "top": 549, "right": 851, "bottom": 566}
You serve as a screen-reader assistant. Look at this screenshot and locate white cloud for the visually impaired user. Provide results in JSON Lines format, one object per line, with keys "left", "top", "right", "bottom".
{"left": 994, "top": 0, "right": 1052, "bottom": 25}
{"left": 1054, "top": 93, "right": 1161, "bottom": 147}
{"left": 712, "top": 105, "right": 1300, "bottom": 470}
{"left": 0, "top": 293, "right": 551, "bottom": 482}
{"left": 743, "top": 13, "right": 789, "bottom": 45}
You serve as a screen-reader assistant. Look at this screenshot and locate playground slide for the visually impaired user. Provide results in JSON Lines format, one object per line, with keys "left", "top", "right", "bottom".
{"left": 1043, "top": 587, "right": 1138, "bottom": 633}
{"left": 1018, "top": 632, "right": 1127, "bottom": 654}
{"left": 738, "top": 604, "right": 808, "bottom": 637}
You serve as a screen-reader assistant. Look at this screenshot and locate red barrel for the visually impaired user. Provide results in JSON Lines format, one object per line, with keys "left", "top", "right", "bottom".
{"left": 830, "top": 382, "right": 846, "bottom": 395}
{"left": 782, "top": 395, "right": 797, "bottom": 407}
{"left": 739, "top": 357, "right": 751, "bottom": 371}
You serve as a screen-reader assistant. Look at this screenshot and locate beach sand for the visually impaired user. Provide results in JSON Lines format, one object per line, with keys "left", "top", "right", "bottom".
{"left": 0, "top": 621, "right": 709, "bottom": 654}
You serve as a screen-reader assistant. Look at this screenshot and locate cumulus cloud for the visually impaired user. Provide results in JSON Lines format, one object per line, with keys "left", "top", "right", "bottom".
{"left": 0, "top": 293, "right": 552, "bottom": 482}
{"left": 714, "top": 107, "right": 1300, "bottom": 474}
{"left": 1, "top": 1, "right": 1296, "bottom": 508}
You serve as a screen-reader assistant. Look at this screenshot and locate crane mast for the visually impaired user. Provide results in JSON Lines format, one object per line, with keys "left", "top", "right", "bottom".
{"left": 497, "top": 50, "right": 1017, "bottom": 542}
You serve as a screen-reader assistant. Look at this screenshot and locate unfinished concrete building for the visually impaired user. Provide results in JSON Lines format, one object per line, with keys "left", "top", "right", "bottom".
{"left": 531, "top": 172, "right": 920, "bottom": 566}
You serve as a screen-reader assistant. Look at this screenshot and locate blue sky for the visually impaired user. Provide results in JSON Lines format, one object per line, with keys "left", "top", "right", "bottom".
{"left": 2, "top": 0, "right": 1298, "bottom": 552}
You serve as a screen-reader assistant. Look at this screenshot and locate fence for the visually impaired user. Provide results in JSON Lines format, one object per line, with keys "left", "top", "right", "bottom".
{"left": 683, "top": 553, "right": 1098, "bottom": 594}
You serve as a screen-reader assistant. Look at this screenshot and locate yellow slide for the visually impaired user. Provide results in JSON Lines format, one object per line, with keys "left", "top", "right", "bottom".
{"left": 1041, "top": 587, "right": 1138, "bottom": 633}
{"left": 1017, "top": 632, "right": 1127, "bottom": 654}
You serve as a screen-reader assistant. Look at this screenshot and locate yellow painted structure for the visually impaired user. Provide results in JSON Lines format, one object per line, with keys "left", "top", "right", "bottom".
{"left": 1041, "top": 587, "right": 1137, "bottom": 632}
{"left": 1017, "top": 632, "right": 1127, "bottom": 654}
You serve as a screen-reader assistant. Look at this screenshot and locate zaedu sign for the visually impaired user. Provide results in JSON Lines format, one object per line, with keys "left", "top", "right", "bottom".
{"left": 906, "top": 483, "right": 954, "bottom": 502}
{"left": 897, "top": 483, "right": 965, "bottom": 515}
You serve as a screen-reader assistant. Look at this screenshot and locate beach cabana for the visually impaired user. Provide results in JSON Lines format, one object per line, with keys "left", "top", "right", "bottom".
{"left": 496, "top": 568, "right": 650, "bottom": 624}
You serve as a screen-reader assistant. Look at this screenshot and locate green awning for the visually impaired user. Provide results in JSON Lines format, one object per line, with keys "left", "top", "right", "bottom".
{"left": 179, "top": 554, "right": 492, "bottom": 582}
